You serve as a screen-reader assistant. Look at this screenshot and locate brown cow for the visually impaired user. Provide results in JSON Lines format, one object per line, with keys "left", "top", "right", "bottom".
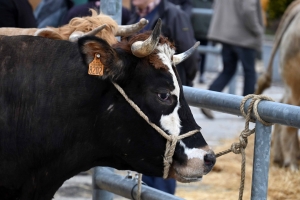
{"left": 0, "top": 9, "right": 148, "bottom": 44}
{"left": 255, "top": 0, "right": 300, "bottom": 171}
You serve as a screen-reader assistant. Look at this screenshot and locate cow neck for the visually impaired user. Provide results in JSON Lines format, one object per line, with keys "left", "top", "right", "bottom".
{"left": 112, "top": 82, "right": 199, "bottom": 178}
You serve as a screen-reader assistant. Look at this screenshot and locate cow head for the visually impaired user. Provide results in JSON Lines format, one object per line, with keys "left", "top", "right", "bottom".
{"left": 78, "top": 20, "right": 215, "bottom": 182}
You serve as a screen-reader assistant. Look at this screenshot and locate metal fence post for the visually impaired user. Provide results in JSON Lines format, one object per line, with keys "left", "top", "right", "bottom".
{"left": 228, "top": 72, "right": 237, "bottom": 94}
{"left": 100, "top": 0, "right": 122, "bottom": 25}
{"left": 93, "top": 167, "right": 114, "bottom": 200}
{"left": 251, "top": 121, "right": 272, "bottom": 200}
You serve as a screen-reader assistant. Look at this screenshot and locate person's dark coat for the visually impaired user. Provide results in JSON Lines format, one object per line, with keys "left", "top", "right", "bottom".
{"left": 34, "top": 0, "right": 74, "bottom": 28}
{"left": 0, "top": 0, "right": 36, "bottom": 28}
{"left": 168, "top": 0, "right": 192, "bottom": 19}
{"left": 62, "top": 1, "right": 131, "bottom": 25}
{"left": 127, "top": 0, "right": 199, "bottom": 86}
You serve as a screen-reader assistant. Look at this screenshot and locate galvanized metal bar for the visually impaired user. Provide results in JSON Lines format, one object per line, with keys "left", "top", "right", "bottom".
{"left": 182, "top": 86, "right": 300, "bottom": 200}
{"left": 251, "top": 121, "right": 272, "bottom": 200}
{"left": 192, "top": 8, "right": 214, "bottom": 16}
{"left": 197, "top": 45, "right": 221, "bottom": 54}
{"left": 100, "top": 0, "right": 122, "bottom": 25}
{"left": 183, "top": 86, "right": 300, "bottom": 129}
{"left": 94, "top": 167, "right": 184, "bottom": 200}
{"left": 92, "top": 167, "right": 114, "bottom": 200}
{"left": 192, "top": 8, "right": 221, "bottom": 56}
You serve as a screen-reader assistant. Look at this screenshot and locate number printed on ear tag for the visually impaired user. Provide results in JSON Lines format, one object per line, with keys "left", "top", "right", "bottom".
{"left": 88, "top": 53, "right": 104, "bottom": 76}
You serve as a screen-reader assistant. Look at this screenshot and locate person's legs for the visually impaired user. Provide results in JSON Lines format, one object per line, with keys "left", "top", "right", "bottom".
{"left": 153, "top": 177, "right": 176, "bottom": 194}
{"left": 199, "top": 39, "right": 208, "bottom": 83}
{"left": 142, "top": 176, "right": 176, "bottom": 194}
{"left": 208, "top": 43, "right": 238, "bottom": 92}
{"left": 142, "top": 175, "right": 155, "bottom": 187}
{"left": 235, "top": 46, "right": 256, "bottom": 96}
{"left": 202, "top": 43, "right": 238, "bottom": 119}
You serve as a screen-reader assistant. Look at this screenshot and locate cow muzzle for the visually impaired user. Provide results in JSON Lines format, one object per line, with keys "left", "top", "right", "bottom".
{"left": 169, "top": 147, "right": 216, "bottom": 183}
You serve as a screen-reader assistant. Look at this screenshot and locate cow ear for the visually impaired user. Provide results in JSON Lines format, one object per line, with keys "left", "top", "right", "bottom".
{"left": 78, "top": 36, "right": 123, "bottom": 80}
{"left": 34, "top": 28, "right": 64, "bottom": 40}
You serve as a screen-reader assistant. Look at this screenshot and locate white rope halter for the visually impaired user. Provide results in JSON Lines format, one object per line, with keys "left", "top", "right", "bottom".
{"left": 112, "top": 82, "right": 199, "bottom": 178}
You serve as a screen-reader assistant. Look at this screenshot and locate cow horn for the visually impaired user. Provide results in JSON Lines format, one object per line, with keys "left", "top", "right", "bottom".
{"left": 172, "top": 41, "right": 200, "bottom": 65}
{"left": 115, "top": 18, "right": 148, "bottom": 37}
{"left": 83, "top": 24, "right": 107, "bottom": 36}
{"left": 69, "top": 24, "right": 107, "bottom": 42}
{"left": 131, "top": 19, "right": 162, "bottom": 58}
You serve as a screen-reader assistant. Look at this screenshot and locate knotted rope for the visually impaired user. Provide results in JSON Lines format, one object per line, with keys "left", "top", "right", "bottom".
{"left": 112, "top": 82, "right": 199, "bottom": 200}
{"left": 215, "top": 94, "right": 274, "bottom": 200}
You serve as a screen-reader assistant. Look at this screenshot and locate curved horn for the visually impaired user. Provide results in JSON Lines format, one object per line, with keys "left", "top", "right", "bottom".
{"left": 69, "top": 31, "right": 84, "bottom": 42}
{"left": 83, "top": 24, "right": 107, "bottom": 36}
{"left": 172, "top": 41, "right": 200, "bottom": 65}
{"left": 115, "top": 18, "right": 148, "bottom": 37}
{"left": 131, "top": 19, "right": 162, "bottom": 58}
{"left": 69, "top": 24, "right": 107, "bottom": 42}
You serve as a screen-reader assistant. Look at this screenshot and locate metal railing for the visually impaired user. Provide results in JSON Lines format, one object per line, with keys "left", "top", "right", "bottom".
{"left": 92, "top": 87, "right": 300, "bottom": 200}
{"left": 183, "top": 86, "right": 300, "bottom": 200}
{"left": 93, "top": 168, "right": 184, "bottom": 200}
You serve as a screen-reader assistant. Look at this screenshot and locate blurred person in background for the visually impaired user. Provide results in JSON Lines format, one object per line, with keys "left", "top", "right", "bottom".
{"left": 201, "top": 0, "right": 264, "bottom": 119}
{"left": 191, "top": 0, "right": 214, "bottom": 84}
{"left": 0, "top": 0, "right": 36, "bottom": 28}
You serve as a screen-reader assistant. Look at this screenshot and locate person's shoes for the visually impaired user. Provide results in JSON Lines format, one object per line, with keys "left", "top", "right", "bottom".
{"left": 201, "top": 108, "right": 214, "bottom": 119}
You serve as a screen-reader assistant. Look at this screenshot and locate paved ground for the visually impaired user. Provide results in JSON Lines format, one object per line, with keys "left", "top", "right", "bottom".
{"left": 53, "top": 68, "right": 285, "bottom": 200}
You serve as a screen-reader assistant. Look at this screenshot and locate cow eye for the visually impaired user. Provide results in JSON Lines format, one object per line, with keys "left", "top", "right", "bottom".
{"left": 157, "top": 92, "right": 171, "bottom": 101}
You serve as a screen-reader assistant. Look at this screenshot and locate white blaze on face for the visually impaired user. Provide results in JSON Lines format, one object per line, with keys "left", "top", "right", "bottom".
{"left": 156, "top": 44, "right": 181, "bottom": 136}
{"left": 180, "top": 141, "right": 207, "bottom": 160}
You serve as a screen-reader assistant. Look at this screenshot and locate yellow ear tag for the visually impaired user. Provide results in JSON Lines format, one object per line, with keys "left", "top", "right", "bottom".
{"left": 88, "top": 53, "right": 104, "bottom": 76}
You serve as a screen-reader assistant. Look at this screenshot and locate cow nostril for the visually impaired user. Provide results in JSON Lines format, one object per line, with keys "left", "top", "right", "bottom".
{"left": 204, "top": 153, "right": 216, "bottom": 167}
